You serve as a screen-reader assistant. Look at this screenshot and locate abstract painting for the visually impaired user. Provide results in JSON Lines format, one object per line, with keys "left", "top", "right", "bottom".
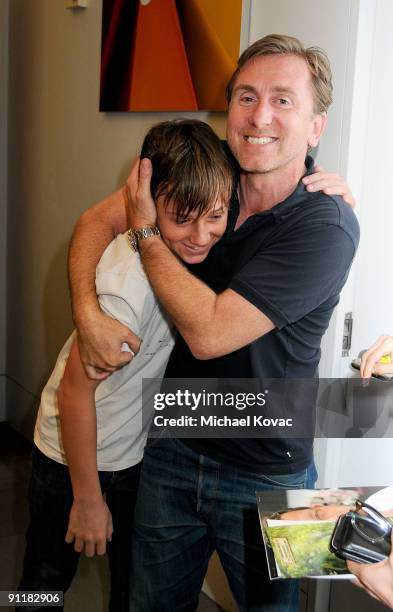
{"left": 100, "top": 0, "right": 242, "bottom": 111}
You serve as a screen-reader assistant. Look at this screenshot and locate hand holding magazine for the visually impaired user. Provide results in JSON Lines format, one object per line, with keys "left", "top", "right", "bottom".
{"left": 257, "top": 486, "right": 393, "bottom": 579}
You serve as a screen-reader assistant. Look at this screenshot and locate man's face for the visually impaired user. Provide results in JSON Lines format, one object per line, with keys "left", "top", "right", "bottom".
{"left": 226, "top": 54, "right": 327, "bottom": 176}
{"left": 156, "top": 197, "right": 228, "bottom": 264}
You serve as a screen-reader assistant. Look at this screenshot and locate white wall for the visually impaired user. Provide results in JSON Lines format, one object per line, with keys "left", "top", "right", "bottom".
{"left": 249, "top": 0, "right": 356, "bottom": 173}
{"left": 350, "top": 0, "right": 393, "bottom": 354}
{"left": 321, "top": 0, "right": 393, "bottom": 487}
{"left": 310, "top": 0, "right": 393, "bottom": 493}
{"left": 0, "top": 0, "right": 9, "bottom": 421}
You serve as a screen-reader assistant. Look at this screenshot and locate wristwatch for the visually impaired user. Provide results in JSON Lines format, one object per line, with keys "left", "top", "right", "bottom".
{"left": 127, "top": 226, "right": 160, "bottom": 252}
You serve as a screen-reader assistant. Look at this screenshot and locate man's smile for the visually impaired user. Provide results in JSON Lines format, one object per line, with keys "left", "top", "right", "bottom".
{"left": 244, "top": 136, "right": 278, "bottom": 145}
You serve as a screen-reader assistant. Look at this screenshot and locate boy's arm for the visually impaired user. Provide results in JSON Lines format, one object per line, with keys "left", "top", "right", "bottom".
{"left": 57, "top": 338, "right": 113, "bottom": 557}
{"left": 68, "top": 186, "right": 141, "bottom": 379}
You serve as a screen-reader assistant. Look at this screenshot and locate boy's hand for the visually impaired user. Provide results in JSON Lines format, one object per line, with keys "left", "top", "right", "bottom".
{"left": 65, "top": 496, "right": 113, "bottom": 557}
{"left": 77, "top": 308, "right": 141, "bottom": 380}
{"left": 302, "top": 164, "right": 356, "bottom": 207}
{"left": 126, "top": 158, "right": 157, "bottom": 229}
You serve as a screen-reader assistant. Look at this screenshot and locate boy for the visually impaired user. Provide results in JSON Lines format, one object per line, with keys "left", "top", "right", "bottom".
{"left": 18, "top": 119, "right": 233, "bottom": 611}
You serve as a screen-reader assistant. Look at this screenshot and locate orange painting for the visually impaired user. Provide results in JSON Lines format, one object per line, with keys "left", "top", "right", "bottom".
{"left": 100, "top": 0, "right": 242, "bottom": 112}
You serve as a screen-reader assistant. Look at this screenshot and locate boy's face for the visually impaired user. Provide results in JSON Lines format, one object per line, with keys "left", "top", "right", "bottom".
{"left": 156, "top": 196, "right": 228, "bottom": 264}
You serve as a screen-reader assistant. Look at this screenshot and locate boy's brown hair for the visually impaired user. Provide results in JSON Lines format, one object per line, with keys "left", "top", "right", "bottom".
{"left": 141, "top": 119, "right": 234, "bottom": 221}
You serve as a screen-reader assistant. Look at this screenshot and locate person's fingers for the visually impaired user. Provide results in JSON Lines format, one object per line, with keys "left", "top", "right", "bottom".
{"left": 312, "top": 184, "right": 355, "bottom": 208}
{"left": 107, "top": 517, "right": 113, "bottom": 542}
{"left": 363, "top": 335, "right": 389, "bottom": 358}
{"left": 349, "top": 576, "right": 362, "bottom": 588}
{"left": 372, "top": 362, "right": 393, "bottom": 376}
{"left": 96, "top": 539, "right": 107, "bottom": 556}
{"left": 305, "top": 180, "right": 344, "bottom": 194}
{"left": 341, "top": 192, "right": 356, "bottom": 207}
{"left": 360, "top": 336, "right": 393, "bottom": 378}
{"left": 84, "top": 365, "right": 113, "bottom": 381}
{"left": 74, "top": 536, "right": 84, "bottom": 554}
{"left": 84, "top": 540, "right": 95, "bottom": 558}
{"left": 313, "top": 163, "right": 324, "bottom": 173}
{"left": 139, "top": 157, "right": 153, "bottom": 178}
{"left": 65, "top": 529, "right": 74, "bottom": 545}
{"left": 124, "top": 330, "right": 142, "bottom": 355}
{"left": 126, "top": 158, "right": 141, "bottom": 202}
{"left": 350, "top": 576, "right": 388, "bottom": 604}
{"left": 302, "top": 174, "right": 356, "bottom": 207}
{"left": 115, "top": 349, "right": 134, "bottom": 367}
{"left": 322, "top": 185, "right": 348, "bottom": 195}
{"left": 136, "top": 158, "right": 153, "bottom": 200}
{"left": 303, "top": 173, "right": 340, "bottom": 186}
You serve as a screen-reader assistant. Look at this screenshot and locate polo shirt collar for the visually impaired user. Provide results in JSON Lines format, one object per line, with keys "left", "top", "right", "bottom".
{"left": 270, "top": 156, "right": 315, "bottom": 222}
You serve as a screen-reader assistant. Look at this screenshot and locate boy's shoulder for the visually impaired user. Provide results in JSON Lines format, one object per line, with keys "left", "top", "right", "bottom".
{"left": 95, "top": 233, "right": 155, "bottom": 319}
{"left": 95, "top": 233, "right": 157, "bottom": 327}
{"left": 96, "top": 232, "right": 144, "bottom": 277}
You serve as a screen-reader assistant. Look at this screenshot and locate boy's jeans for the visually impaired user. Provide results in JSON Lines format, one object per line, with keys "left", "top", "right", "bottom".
{"left": 18, "top": 446, "right": 140, "bottom": 612}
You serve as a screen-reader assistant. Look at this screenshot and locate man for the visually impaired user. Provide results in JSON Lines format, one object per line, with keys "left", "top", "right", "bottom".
{"left": 69, "top": 34, "right": 359, "bottom": 611}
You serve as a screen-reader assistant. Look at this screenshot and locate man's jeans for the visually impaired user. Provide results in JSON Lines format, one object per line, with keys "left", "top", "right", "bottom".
{"left": 18, "top": 446, "right": 141, "bottom": 612}
{"left": 131, "top": 437, "right": 317, "bottom": 612}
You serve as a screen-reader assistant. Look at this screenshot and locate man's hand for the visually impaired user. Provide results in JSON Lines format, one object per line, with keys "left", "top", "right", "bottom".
{"left": 65, "top": 496, "right": 113, "bottom": 557}
{"left": 347, "top": 532, "right": 393, "bottom": 609}
{"left": 302, "top": 164, "right": 356, "bottom": 207}
{"left": 126, "top": 158, "right": 157, "bottom": 229}
{"left": 360, "top": 335, "right": 393, "bottom": 379}
{"left": 77, "top": 308, "right": 141, "bottom": 380}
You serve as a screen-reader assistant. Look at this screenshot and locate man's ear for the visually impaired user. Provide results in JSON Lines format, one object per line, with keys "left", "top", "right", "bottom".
{"left": 308, "top": 112, "right": 327, "bottom": 149}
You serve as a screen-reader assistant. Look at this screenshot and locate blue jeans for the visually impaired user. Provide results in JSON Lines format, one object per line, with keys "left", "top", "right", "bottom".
{"left": 131, "top": 438, "right": 317, "bottom": 612}
{"left": 18, "top": 446, "right": 141, "bottom": 612}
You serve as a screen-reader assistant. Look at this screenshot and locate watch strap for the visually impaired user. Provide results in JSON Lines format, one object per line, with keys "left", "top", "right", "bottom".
{"left": 127, "top": 226, "right": 160, "bottom": 252}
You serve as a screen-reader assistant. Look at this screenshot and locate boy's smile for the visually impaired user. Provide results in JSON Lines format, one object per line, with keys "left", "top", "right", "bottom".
{"left": 156, "top": 197, "right": 228, "bottom": 264}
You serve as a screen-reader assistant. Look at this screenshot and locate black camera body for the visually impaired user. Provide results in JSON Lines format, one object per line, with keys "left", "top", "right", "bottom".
{"left": 330, "top": 502, "right": 392, "bottom": 564}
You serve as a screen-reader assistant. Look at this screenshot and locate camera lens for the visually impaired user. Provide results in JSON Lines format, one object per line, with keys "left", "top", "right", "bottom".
{"left": 352, "top": 502, "right": 391, "bottom": 543}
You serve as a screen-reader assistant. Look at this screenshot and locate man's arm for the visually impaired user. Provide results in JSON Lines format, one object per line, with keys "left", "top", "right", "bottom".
{"left": 127, "top": 160, "right": 273, "bottom": 359}
{"left": 128, "top": 159, "right": 357, "bottom": 360}
{"left": 138, "top": 238, "right": 274, "bottom": 359}
{"left": 68, "top": 186, "right": 140, "bottom": 378}
{"left": 57, "top": 338, "right": 113, "bottom": 557}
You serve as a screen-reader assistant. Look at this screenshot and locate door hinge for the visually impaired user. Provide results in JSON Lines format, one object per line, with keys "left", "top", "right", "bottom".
{"left": 342, "top": 312, "right": 353, "bottom": 357}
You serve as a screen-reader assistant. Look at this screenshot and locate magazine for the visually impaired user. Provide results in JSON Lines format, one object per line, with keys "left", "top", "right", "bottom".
{"left": 256, "top": 485, "right": 393, "bottom": 580}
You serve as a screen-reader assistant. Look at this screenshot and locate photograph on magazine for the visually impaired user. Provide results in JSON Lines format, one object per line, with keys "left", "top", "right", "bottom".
{"left": 257, "top": 485, "right": 393, "bottom": 580}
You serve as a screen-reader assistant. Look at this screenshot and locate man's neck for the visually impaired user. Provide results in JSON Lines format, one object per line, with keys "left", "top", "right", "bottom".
{"left": 236, "top": 161, "right": 308, "bottom": 228}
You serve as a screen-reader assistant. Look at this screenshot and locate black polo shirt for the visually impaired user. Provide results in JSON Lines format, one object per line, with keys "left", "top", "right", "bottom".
{"left": 164, "top": 157, "right": 360, "bottom": 474}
